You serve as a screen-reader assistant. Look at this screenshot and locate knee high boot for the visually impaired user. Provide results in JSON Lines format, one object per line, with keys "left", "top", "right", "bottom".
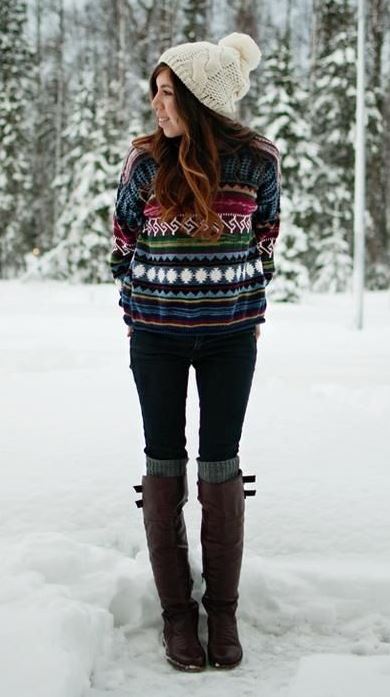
{"left": 197, "top": 470, "right": 248, "bottom": 669}
{"left": 137, "top": 474, "right": 206, "bottom": 671}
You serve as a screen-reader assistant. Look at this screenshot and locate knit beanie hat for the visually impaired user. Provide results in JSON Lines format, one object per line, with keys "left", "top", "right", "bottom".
{"left": 158, "top": 33, "right": 261, "bottom": 118}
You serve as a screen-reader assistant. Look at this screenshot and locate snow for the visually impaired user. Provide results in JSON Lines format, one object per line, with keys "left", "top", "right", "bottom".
{"left": 287, "top": 654, "right": 390, "bottom": 697}
{"left": 1, "top": 280, "right": 390, "bottom": 697}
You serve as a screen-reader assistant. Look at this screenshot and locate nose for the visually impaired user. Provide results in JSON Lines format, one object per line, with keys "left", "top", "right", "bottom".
{"left": 151, "top": 92, "right": 161, "bottom": 111}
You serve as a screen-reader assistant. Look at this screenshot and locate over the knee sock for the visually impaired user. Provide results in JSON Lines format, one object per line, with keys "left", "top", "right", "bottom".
{"left": 197, "top": 456, "right": 239, "bottom": 483}
{"left": 146, "top": 456, "right": 188, "bottom": 477}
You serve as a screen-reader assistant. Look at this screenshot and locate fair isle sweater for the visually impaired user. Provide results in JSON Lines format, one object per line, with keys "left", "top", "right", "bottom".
{"left": 110, "top": 136, "right": 281, "bottom": 335}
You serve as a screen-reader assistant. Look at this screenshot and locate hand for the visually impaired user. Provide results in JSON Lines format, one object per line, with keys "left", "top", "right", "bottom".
{"left": 254, "top": 325, "right": 261, "bottom": 341}
{"left": 127, "top": 326, "right": 134, "bottom": 338}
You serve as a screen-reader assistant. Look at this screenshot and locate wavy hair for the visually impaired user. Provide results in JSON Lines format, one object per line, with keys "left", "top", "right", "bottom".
{"left": 133, "top": 63, "right": 279, "bottom": 241}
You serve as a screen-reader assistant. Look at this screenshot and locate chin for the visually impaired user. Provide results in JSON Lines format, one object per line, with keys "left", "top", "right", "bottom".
{"left": 163, "top": 129, "right": 183, "bottom": 139}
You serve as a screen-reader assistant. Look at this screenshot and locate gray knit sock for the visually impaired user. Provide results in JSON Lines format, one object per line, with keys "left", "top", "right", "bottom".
{"left": 146, "top": 456, "right": 188, "bottom": 477}
{"left": 197, "top": 455, "right": 240, "bottom": 483}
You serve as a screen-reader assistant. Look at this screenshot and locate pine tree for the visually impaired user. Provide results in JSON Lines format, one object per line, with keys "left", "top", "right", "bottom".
{"left": 25, "top": 79, "right": 141, "bottom": 283}
{"left": 29, "top": 0, "right": 55, "bottom": 261}
{"left": 182, "top": 0, "right": 210, "bottom": 41}
{"left": 251, "top": 33, "right": 312, "bottom": 301}
{"left": 0, "top": 0, "right": 35, "bottom": 277}
{"left": 309, "top": 0, "right": 356, "bottom": 291}
{"left": 50, "top": 73, "right": 97, "bottom": 249}
{"left": 365, "top": 0, "right": 388, "bottom": 289}
{"left": 232, "top": 0, "right": 263, "bottom": 123}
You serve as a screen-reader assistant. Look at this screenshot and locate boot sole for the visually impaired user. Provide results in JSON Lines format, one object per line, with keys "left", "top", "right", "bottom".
{"left": 162, "top": 637, "right": 206, "bottom": 672}
{"left": 208, "top": 655, "right": 243, "bottom": 670}
{"left": 166, "top": 655, "right": 206, "bottom": 672}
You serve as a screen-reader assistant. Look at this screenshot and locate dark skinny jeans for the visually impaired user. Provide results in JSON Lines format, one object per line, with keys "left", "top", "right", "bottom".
{"left": 129, "top": 328, "right": 258, "bottom": 463}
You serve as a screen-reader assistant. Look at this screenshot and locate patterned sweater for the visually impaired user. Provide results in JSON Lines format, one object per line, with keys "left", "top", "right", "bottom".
{"left": 110, "top": 136, "right": 281, "bottom": 335}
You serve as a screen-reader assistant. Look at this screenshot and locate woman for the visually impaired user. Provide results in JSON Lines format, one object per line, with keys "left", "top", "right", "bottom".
{"left": 110, "top": 32, "right": 281, "bottom": 672}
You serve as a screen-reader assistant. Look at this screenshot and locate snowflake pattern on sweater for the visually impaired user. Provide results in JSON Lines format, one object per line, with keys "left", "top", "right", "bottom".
{"left": 110, "top": 137, "right": 281, "bottom": 335}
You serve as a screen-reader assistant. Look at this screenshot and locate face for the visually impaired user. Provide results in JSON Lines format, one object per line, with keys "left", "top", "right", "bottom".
{"left": 151, "top": 69, "right": 184, "bottom": 138}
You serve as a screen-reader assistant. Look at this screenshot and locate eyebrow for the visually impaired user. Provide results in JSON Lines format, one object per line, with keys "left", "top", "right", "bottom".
{"left": 158, "top": 84, "right": 173, "bottom": 89}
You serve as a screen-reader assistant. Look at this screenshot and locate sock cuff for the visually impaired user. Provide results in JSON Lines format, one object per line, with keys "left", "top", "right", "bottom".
{"left": 146, "top": 456, "right": 188, "bottom": 477}
{"left": 197, "top": 455, "right": 240, "bottom": 483}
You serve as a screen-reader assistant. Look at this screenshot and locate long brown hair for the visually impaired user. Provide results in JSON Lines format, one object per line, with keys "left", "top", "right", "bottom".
{"left": 133, "top": 63, "right": 278, "bottom": 241}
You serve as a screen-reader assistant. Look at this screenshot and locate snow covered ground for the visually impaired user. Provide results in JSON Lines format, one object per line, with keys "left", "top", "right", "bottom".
{"left": 1, "top": 280, "right": 390, "bottom": 697}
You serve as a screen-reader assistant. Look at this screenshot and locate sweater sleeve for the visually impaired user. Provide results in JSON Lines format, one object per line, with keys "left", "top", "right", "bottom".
{"left": 110, "top": 146, "right": 152, "bottom": 281}
{"left": 110, "top": 146, "right": 154, "bottom": 327}
{"left": 252, "top": 154, "right": 281, "bottom": 286}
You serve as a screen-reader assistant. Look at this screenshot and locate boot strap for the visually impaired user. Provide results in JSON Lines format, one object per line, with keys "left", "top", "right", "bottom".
{"left": 244, "top": 489, "right": 256, "bottom": 498}
{"left": 133, "top": 483, "right": 143, "bottom": 508}
{"left": 243, "top": 473, "right": 256, "bottom": 498}
{"left": 133, "top": 476, "right": 257, "bottom": 506}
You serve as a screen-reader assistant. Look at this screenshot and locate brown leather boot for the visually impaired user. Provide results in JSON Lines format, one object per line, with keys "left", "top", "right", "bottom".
{"left": 198, "top": 471, "right": 250, "bottom": 669}
{"left": 138, "top": 474, "right": 206, "bottom": 671}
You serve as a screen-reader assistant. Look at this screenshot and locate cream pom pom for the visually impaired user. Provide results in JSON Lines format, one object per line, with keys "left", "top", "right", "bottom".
{"left": 219, "top": 32, "right": 262, "bottom": 71}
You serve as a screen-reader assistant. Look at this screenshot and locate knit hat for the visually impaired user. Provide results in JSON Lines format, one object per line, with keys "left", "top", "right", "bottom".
{"left": 158, "top": 33, "right": 261, "bottom": 118}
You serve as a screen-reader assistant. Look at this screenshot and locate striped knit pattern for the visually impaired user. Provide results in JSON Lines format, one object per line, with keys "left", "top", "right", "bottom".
{"left": 110, "top": 137, "right": 281, "bottom": 335}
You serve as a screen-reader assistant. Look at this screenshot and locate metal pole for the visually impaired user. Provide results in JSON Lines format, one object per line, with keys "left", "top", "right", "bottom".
{"left": 353, "top": 0, "right": 366, "bottom": 329}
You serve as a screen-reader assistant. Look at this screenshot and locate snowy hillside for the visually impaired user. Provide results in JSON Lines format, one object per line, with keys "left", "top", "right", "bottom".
{"left": 0, "top": 281, "right": 389, "bottom": 697}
